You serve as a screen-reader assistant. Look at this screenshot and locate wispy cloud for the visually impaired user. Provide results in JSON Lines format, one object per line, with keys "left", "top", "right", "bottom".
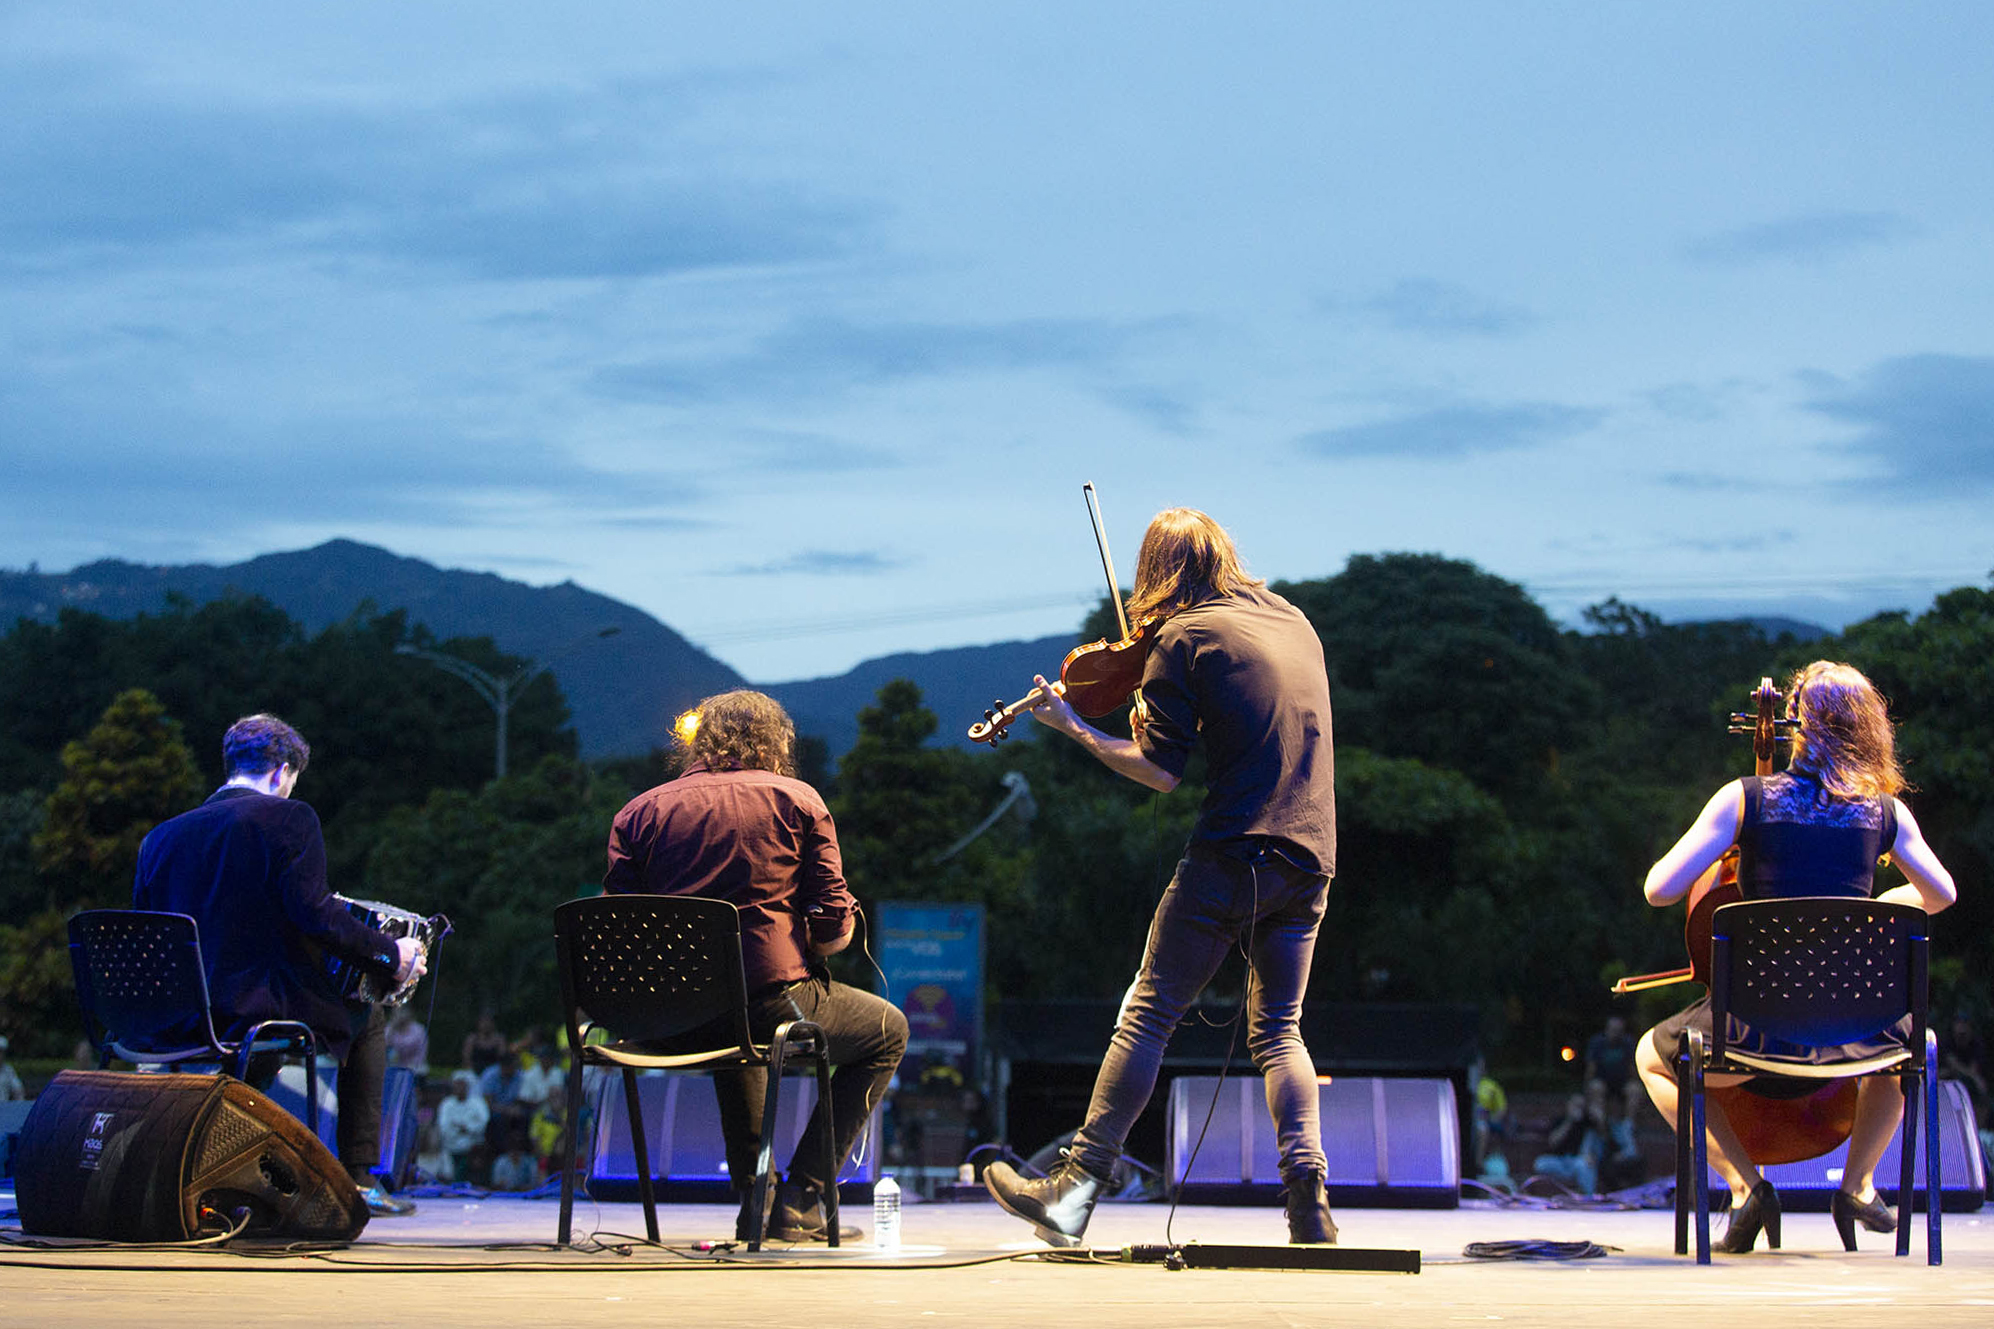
{"left": 1298, "top": 401, "right": 1602, "bottom": 460}
{"left": 0, "top": 59, "right": 866, "bottom": 280}
{"left": 0, "top": 366, "right": 703, "bottom": 539}
{"left": 1804, "top": 353, "right": 1994, "bottom": 494}
{"left": 718, "top": 550, "right": 906, "bottom": 577}
{"left": 594, "top": 314, "right": 1136, "bottom": 404}
{"left": 1338, "top": 278, "right": 1534, "bottom": 338}
{"left": 1682, "top": 211, "right": 1916, "bottom": 266}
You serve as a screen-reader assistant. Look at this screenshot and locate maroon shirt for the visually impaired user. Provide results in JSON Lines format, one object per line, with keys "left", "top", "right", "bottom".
{"left": 603, "top": 762, "right": 855, "bottom": 990}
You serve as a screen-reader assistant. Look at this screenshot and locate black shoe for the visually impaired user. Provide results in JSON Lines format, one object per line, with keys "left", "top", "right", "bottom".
{"left": 357, "top": 1184, "right": 417, "bottom": 1217}
{"left": 1715, "top": 1180, "right": 1780, "bottom": 1254}
{"left": 984, "top": 1154, "right": 1105, "bottom": 1247}
{"left": 1831, "top": 1189, "right": 1897, "bottom": 1251}
{"left": 758, "top": 1181, "right": 861, "bottom": 1243}
{"left": 1283, "top": 1169, "right": 1338, "bottom": 1245}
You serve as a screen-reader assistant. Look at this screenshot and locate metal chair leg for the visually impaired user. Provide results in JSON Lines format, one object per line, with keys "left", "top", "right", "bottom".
{"left": 1674, "top": 1030, "right": 1693, "bottom": 1256}
{"left": 1924, "top": 1033, "right": 1943, "bottom": 1265}
{"left": 805, "top": 1037, "right": 838, "bottom": 1248}
{"left": 623, "top": 1067, "right": 659, "bottom": 1244}
{"left": 557, "top": 1062, "right": 584, "bottom": 1246}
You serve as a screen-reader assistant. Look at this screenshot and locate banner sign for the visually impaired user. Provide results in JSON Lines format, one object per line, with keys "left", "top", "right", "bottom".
{"left": 877, "top": 901, "right": 984, "bottom": 1083}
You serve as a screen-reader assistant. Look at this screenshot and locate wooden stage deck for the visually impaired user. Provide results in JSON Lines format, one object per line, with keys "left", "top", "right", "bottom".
{"left": 3, "top": 1185, "right": 1991, "bottom": 1326}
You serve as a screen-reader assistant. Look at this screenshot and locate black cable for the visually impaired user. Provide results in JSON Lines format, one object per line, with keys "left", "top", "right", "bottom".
{"left": 1461, "top": 1239, "right": 1619, "bottom": 1261}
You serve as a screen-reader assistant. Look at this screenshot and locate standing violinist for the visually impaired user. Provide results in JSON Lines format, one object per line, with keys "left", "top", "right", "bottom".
{"left": 983, "top": 508, "right": 1340, "bottom": 1247}
{"left": 1634, "top": 662, "right": 1955, "bottom": 1253}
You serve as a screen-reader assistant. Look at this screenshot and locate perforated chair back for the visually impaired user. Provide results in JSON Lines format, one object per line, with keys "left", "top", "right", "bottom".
{"left": 1711, "top": 898, "right": 1927, "bottom": 1057}
{"left": 551, "top": 892, "right": 836, "bottom": 1251}
{"left": 554, "top": 894, "right": 756, "bottom": 1051}
{"left": 69, "top": 910, "right": 222, "bottom": 1057}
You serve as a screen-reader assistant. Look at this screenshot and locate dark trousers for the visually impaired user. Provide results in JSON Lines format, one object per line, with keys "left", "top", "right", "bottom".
{"left": 247, "top": 1002, "right": 385, "bottom": 1187}
{"left": 337, "top": 1005, "right": 387, "bottom": 1185}
{"left": 1071, "top": 847, "right": 1330, "bottom": 1182}
{"left": 712, "top": 974, "right": 908, "bottom": 1193}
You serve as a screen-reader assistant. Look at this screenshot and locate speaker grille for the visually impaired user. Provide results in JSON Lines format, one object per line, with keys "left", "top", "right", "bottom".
{"left": 195, "top": 1099, "right": 268, "bottom": 1175}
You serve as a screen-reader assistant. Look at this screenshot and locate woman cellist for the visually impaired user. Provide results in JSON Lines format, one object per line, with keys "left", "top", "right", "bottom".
{"left": 1634, "top": 661, "right": 1957, "bottom": 1253}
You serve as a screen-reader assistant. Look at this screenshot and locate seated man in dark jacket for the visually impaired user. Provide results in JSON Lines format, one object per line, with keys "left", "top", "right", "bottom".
{"left": 134, "top": 713, "right": 426, "bottom": 1214}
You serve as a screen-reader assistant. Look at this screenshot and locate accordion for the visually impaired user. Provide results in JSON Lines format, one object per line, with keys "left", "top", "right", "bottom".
{"left": 326, "top": 895, "right": 452, "bottom": 1006}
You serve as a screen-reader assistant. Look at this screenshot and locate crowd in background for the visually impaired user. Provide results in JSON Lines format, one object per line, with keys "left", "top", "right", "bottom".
{"left": 387, "top": 1007, "right": 579, "bottom": 1193}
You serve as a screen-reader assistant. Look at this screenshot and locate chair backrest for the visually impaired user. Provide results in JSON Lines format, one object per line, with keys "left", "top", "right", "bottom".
{"left": 1711, "top": 898, "right": 1927, "bottom": 1054}
{"left": 553, "top": 894, "right": 757, "bottom": 1052}
{"left": 67, "top": 909, "right": 221, "bottom": 1056}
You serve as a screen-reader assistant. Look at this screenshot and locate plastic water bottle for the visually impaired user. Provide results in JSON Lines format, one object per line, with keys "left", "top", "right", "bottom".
{"left": 873, "top": 1174, "right": 901, "bottom": 1249}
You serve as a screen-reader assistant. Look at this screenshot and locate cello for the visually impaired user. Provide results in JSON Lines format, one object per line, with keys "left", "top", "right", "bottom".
{"left": 1612, "top": 678, "right": 1859, "bottom": 1164}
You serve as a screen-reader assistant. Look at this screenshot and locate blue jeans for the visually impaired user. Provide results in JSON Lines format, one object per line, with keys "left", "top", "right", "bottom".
{"left": 1071, "top": 846, "right": 1330, "bottom": 1182}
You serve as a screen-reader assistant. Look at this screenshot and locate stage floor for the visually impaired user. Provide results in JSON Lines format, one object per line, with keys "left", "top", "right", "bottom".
{"left": 4, "top": 1186, "right": 1991, "bottom": 1326}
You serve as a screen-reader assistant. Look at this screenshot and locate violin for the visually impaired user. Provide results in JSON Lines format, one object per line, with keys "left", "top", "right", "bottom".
{"left": 968, "top": 481, "right": 1154, "bottom": 747}
{"left": 1613, "top": 676, "right": 1858, "bottom": 1165}
{"left": 969, "top": 614, "right": 1161, "bottom": 745}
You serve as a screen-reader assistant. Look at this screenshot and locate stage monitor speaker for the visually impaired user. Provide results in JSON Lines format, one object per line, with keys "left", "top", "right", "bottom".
{"left": 589, "top": 1072, "right": 883, "bottom": 1198}
{"left": 1737, "top": 1079, "right": 1986, "bottom": 1212}
{"left": 1167, "top": 1074, "right": 1460, "bottom": 1207}
{"left": 13, "top": 1070, "right": 368, "bottom": 1242}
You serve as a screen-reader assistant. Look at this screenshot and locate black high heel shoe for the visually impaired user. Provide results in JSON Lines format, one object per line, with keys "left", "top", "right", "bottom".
{"left": 1715, "top": 1180, "right": 1781, "bottom": 1253}
{"left": 1831, "top": 1189, "right": 1896, "bottom": 1251}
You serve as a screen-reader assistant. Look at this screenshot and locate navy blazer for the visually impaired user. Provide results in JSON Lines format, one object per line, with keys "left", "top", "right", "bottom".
{"left": 133, "top": 786, "right": 397, "bottom": 1062}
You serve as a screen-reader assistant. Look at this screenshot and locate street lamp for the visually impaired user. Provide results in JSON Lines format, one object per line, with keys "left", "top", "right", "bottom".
{"left": 396, "top": 627, "right": 621, "bottom": 779}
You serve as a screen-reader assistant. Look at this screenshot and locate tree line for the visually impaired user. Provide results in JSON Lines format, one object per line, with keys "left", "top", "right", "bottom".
{"left": 1, "top": 559, "right": 1989, "bottom": 1073}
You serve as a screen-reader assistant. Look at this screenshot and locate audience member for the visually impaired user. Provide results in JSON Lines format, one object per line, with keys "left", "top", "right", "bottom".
{"left": 1533, "top": 1084, "right": 1610, "bottom": 1195}
{"left": 385, "top": 1008, "right": 430, "bottom": 1081}
{"left": 437, "top": 1070, "right": 490, "bottom": 1183}
{"left": 1469, "top": 1058, "right": 1510, "bottom": 1181}
{"left": 490, "top": 1125, "right": 542, "bottom": 1192}
{"left": 529, "top": 1084, "right": 567, "bottom": 1175}
{"left": 462, "top": 1011, "right": 507, "bottom": 1077}
{"left": 415, "top": 1119, "right": 454, "bottom": 1185}
{"left": 0, "top": 1035, "right": 24, "bottom": 1101}
{"left": 1583, "top": 1015, "right": 1637, "bottom": 1097}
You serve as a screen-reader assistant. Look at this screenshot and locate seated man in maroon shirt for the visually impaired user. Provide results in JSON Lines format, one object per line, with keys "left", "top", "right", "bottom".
{"left": 604, "top": 689, "right": 907, "bottom": 1242}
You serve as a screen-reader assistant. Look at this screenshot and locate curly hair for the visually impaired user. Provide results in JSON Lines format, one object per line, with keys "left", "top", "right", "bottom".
{"left": 1124, "top": 507, "right": 1264, "bottom": 626}
{"left": 223, "top": 713, "right": 311, "bottom": 778}
{"left": 679, "top": 690, "right": 796, "bottom": 777}
{"left": 1784, "top": 661, "right": 1904, "bottom": 802}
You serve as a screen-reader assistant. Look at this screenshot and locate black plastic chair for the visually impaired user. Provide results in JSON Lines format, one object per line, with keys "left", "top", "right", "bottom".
{"left": 67, "top": 909, "right": 321, "bottom": 1136}
{"left": 1674, "top": 897, "right": 1940, "bottom": 1264}
{"left": 553, "top": 894, "right": 835, "bottom": 1250}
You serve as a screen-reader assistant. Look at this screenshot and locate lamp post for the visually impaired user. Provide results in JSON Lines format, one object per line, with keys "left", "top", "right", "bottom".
{"left": 396, "top": 627, "right": 621, "bottom": 779}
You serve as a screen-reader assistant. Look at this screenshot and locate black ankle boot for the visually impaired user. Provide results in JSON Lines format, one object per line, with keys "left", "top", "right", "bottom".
{"left": 984, "top": 1153, "right": 1106, "bottom": 1247}
{"left": 1283, "top": 1169, "right": 1338, "bottom": 1245}
{"left": 1715, "top": 1180, "right": 1780, "bottom": 1254}
{"left": 762, "top": 1180, "right": 860, "bottom": 1243}
{"left": 1831, "top": 1189, "right": 1896, "bottom": 1251}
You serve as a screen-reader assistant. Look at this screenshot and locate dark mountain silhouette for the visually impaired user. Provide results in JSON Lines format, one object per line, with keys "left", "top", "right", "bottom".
{"left": 0, "top": 540, "right": 744, "bottom": 758}
{"left": 0, "top": 541, "right": 1086, "bottom": 759}
{"left": 763, "top": 632, "right": 1081, "bottom": 758}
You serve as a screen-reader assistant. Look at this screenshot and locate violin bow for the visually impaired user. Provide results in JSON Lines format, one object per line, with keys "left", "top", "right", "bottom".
{"left": 1083, "top": 482, "right": 1133, "bottom": 638}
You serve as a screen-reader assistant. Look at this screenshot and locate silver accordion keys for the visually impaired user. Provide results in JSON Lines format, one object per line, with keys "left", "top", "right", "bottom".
{"left": 327, "top": 895, "right": 452, "bottom": 1006}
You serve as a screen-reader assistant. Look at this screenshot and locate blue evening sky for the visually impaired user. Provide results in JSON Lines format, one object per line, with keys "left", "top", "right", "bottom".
{"left": 3, "top": 3, "right": 1990, "bottom": 680}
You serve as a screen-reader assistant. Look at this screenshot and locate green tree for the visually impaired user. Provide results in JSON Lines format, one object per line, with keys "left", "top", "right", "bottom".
{"left": 1831, "top": 585, "right": 1994, "bottom": 1002}
{"left": 33, "top": 687, "right": 201, "bottom": 910}
{"left": 2, "top": 689, "right": 199, "bottom": 1056}
{"left": 1276, "top": 554, "right": 1599, "bottom": 808}
{"left": 362, "top": 755, "right": 633, "bottom": 1059}
{"left": 832, "top": 680, "right": 1040, "bottom": 991}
